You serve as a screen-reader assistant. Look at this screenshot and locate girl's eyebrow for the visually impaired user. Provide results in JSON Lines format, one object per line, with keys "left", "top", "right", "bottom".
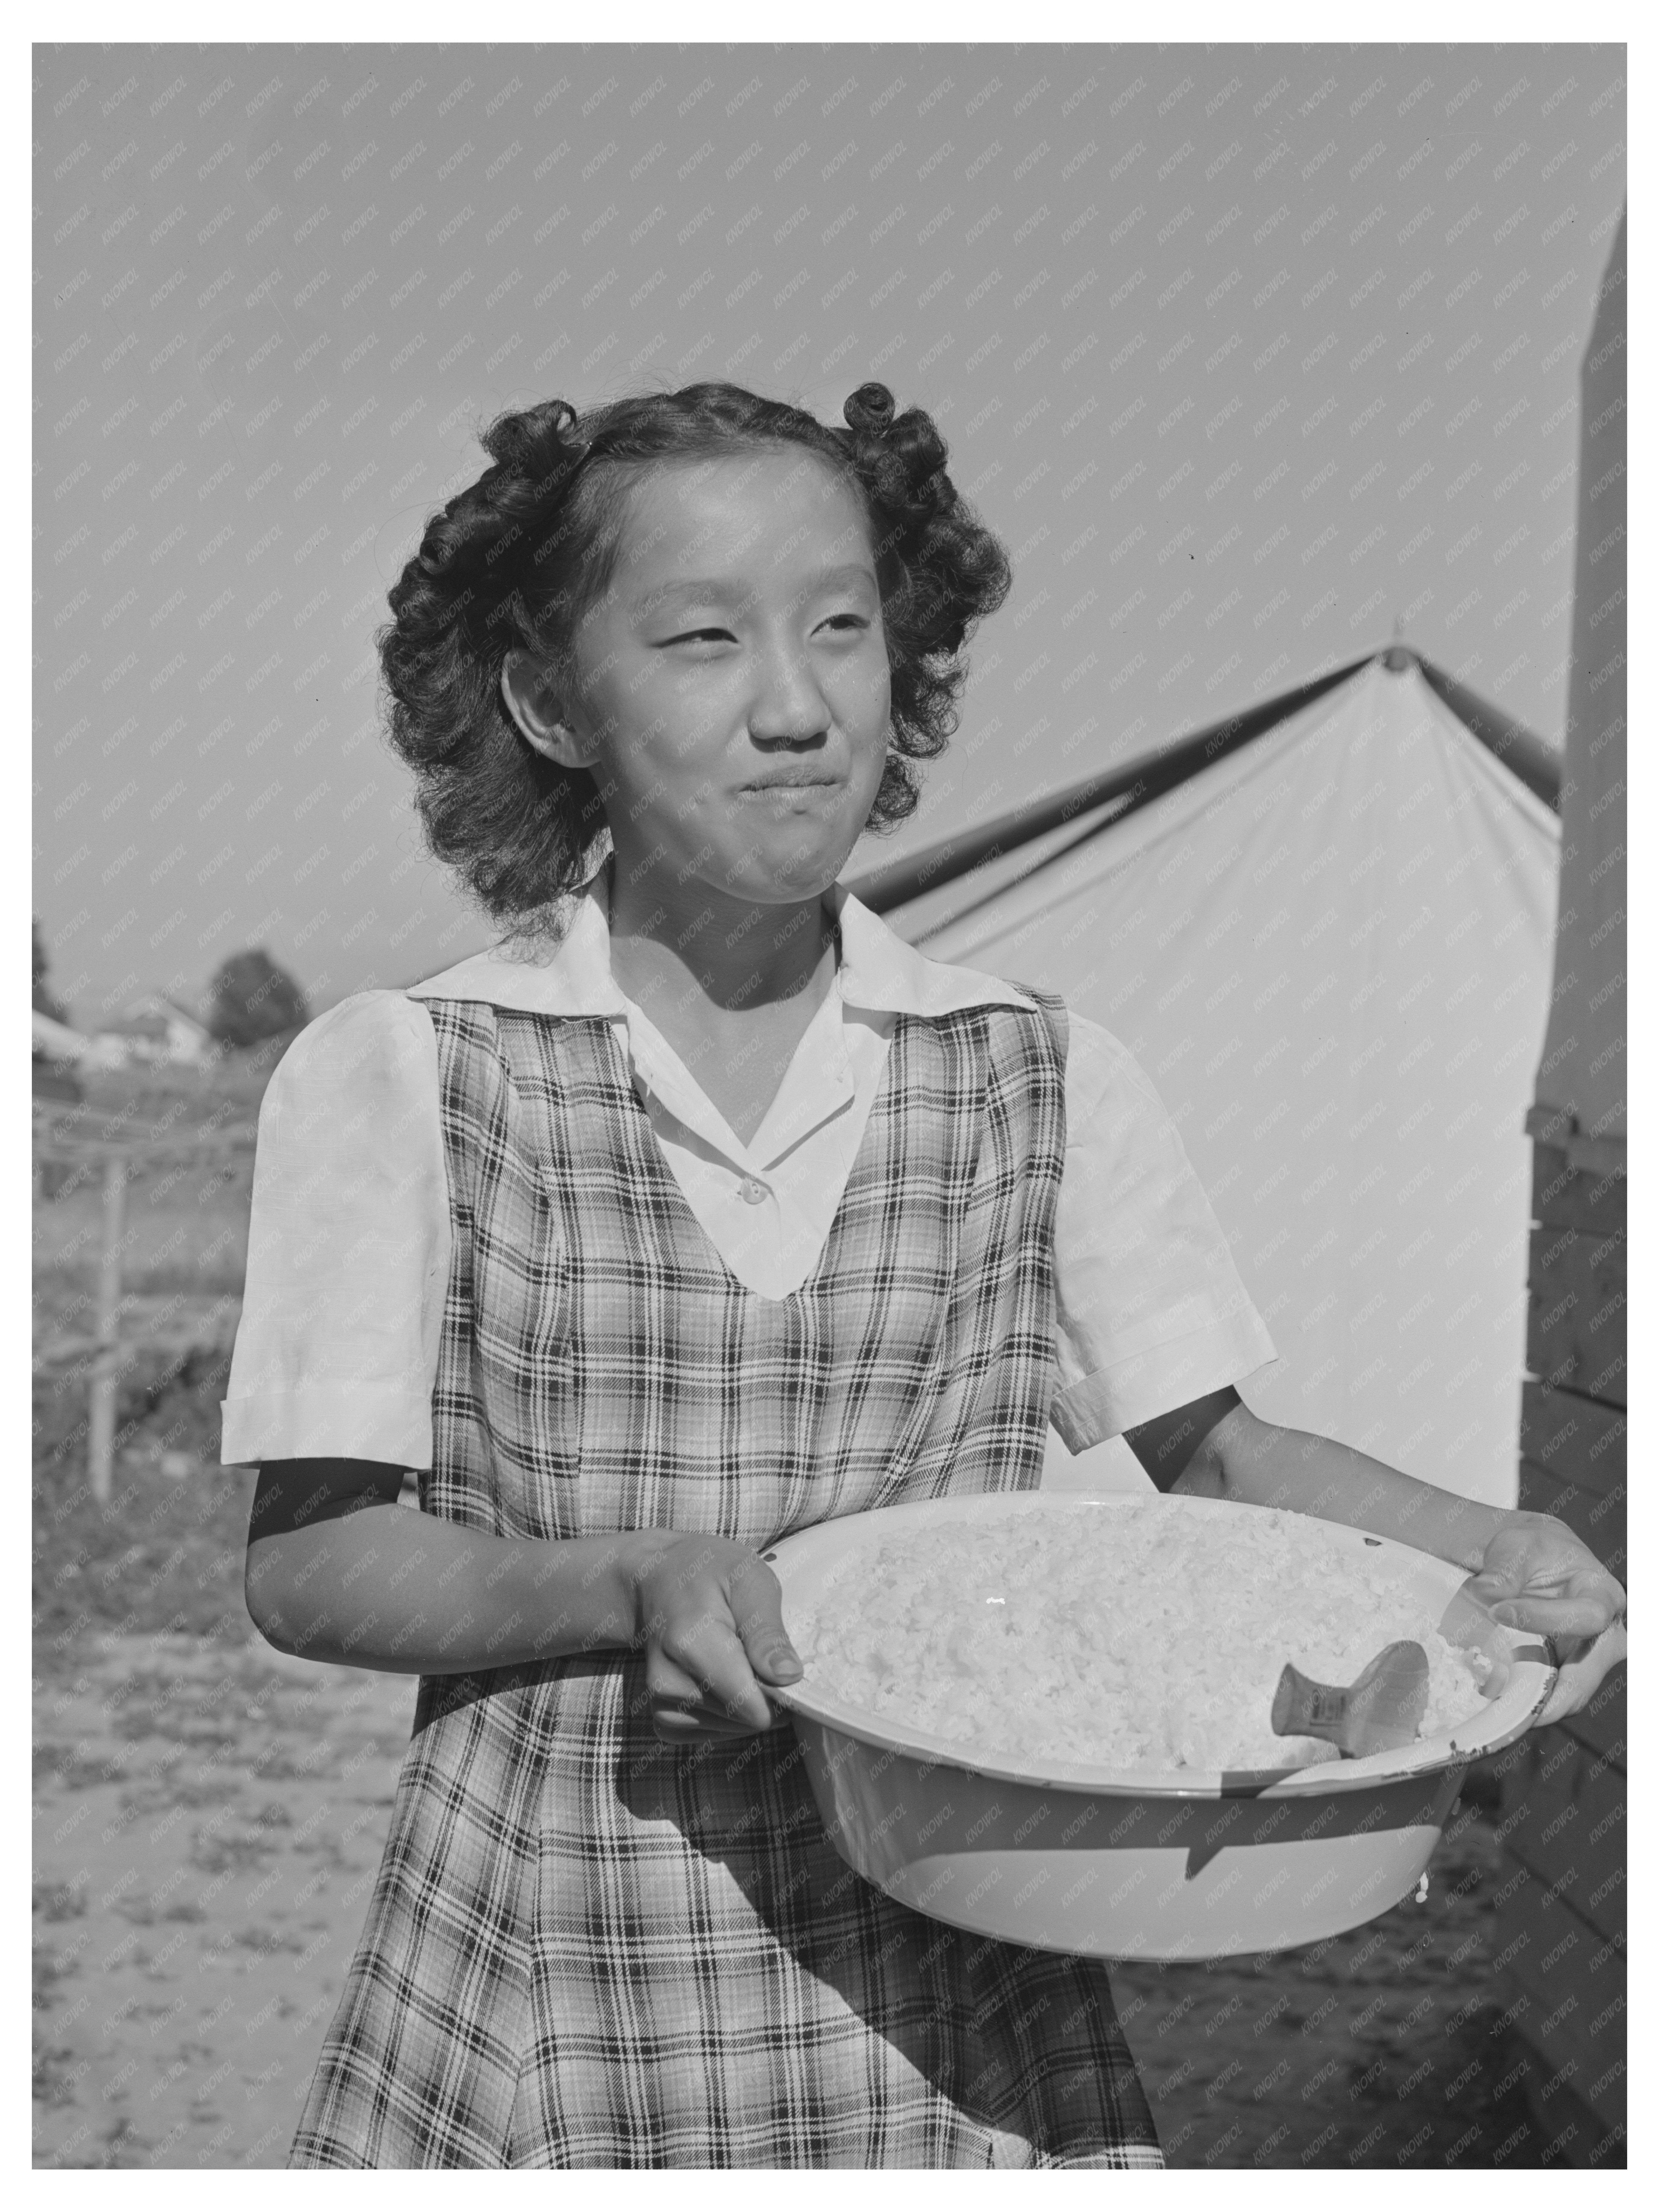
{"left": 636, "top": 562, "right": 876, "bottom": 615}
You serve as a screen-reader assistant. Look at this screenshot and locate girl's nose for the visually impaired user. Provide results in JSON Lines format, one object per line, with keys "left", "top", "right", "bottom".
{"left": 748, "top": 639, "right": 831, "bottom": 743}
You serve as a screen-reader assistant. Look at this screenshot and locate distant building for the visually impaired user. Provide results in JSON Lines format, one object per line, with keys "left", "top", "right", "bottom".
{"left": 32, "top": 1010, "right": 90, "bottom": 1103}
{"left": 102, "top": 994, "right": 215, "bottom": 1064}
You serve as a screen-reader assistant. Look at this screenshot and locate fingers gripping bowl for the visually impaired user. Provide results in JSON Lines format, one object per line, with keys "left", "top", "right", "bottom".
{"left": 764, "top": 1494, "right": 1554, "bottom": 1961}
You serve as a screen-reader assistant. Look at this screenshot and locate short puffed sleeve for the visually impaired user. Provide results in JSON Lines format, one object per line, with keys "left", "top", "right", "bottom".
{"left": 220, "top": 992, "right": 451, "bottom": 1468}
{"left": 1049, "top": 1012, "right": 1278, "bottom": 1450}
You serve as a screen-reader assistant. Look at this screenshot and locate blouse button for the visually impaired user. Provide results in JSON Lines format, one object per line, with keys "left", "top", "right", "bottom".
{"left": 739, "top": 1177, "right": 768, "bottom": 1205}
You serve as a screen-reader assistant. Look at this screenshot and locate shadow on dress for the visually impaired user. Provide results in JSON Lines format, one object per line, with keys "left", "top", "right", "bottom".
{"left": 608, "top": 1668, "right": 1155, "bottom": 2165}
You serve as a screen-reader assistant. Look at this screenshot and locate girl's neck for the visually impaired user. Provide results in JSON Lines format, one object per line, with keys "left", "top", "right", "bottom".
{"left": 604, "top": 854, "right": 837, "bottom": 1022}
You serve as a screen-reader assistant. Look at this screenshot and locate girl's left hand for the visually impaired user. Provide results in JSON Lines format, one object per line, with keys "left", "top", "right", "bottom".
{"left": 1466, "top": 1512, "right": 1627, "bottom": 1725}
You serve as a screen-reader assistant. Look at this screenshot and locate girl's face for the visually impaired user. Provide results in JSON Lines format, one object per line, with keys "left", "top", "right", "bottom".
{"left": 513, "top": 448, "right": 893, "bottom": 908}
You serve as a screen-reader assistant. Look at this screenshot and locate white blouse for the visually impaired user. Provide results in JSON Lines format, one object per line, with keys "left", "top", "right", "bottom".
{"left": 221, "top": 874, "right": 1276, "bottom": 1470}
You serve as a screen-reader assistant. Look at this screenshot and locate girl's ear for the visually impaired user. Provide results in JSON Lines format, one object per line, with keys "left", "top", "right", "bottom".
{"left": 500, "top": 650, "right": 599, "bottom": 770}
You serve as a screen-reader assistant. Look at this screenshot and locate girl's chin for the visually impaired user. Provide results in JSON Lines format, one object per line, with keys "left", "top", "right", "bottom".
{"left": 686, "top": 831, "right": 858, "bottom": 902}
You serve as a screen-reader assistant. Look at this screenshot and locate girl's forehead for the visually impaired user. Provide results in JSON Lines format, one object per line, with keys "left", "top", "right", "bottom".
{"left": 622, "top": 448, "right": 872, "bottom": 563}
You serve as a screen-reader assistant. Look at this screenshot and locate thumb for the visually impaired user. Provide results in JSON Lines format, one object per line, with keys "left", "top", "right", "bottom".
{"left": 752, "top": 1644, "right": 804, "bottom": 1686}
{"left": 731, "top": 1562, "right": 803, "bottom": 1684}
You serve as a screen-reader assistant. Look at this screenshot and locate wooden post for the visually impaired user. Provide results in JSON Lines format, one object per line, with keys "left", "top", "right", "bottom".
{"left": 1490, "top": 209, "right": 1627, "bottom": 2164}
{"left": 87, "top": 1153, "right": 127, "bottom": 1505}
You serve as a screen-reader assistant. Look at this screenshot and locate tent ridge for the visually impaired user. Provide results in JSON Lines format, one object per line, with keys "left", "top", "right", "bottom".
{"left": 850, "top": 650, "right": 1375, "bottom": 915}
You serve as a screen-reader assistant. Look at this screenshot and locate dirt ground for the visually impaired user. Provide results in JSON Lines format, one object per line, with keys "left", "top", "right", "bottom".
{"left": 30, "top": 1063, "right": 1555, "bottom": 2168}
{"left": 33, "top": 1588, "right": 1541, "bottom": 2169}
{"left": 1113, "top": 1800, "right": 1539, "bottom": 2168}
{"left": 33, "top": 1628, "right": 417, "bottom": 2168}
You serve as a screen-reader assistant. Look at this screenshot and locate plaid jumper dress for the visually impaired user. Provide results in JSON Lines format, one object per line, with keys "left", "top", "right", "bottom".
{"left": 287, "top": 985, "right": 1161, "bottom": 2168}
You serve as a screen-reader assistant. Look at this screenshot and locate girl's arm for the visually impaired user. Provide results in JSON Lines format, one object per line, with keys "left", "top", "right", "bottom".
{"left": 1165, "top": 1400, "right": 1626, "bottom": 1724}
{"left": 1166, "top": 1399, "right": 1512, "bottom": 1565}
{"left": 245, "top": 1459, "right": 802, "bottom": 1734}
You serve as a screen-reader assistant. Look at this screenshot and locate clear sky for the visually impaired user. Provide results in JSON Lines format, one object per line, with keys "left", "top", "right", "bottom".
{"left": 34, "top": 41, "right": 1626, "bottom": 1020}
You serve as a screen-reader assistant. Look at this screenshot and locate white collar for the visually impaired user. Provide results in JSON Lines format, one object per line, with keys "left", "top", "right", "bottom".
{"left": 406, "top": 863, "right": 1035, "bottom": 1022}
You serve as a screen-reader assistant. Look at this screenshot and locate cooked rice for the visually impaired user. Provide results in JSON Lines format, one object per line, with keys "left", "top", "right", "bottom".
{"left": 791, "top": 1499, "right": 1492, "bottom": 1771}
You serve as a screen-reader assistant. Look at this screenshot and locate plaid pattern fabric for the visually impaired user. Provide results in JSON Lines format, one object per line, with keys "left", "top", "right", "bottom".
{"left": 288, "top": 991, "right": 1161, "bottom": 2168}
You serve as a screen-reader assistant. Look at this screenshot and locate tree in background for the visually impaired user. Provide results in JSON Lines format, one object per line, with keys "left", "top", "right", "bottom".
{"left": 33, "top": 918, "right": 69, "bottom": 1024}
{"left": 207, "top": 949, "right": 307, "bottom": 1049}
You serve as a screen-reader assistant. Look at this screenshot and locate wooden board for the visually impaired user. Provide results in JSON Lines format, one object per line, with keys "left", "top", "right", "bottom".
{"left": 1525, "top": 1226, "right": 1626, "bottom": 1407}
{"left": 1518, "top": 1460, "right": 1626, "bottom": 1580}
{"left": 1531, "top": 1140, "right": 1626, "bottom": 1238}
{"left": 1497, "top": 1727, "right": 1626, "bottom": 1939}
{"left": 1495, "top": 1901, "right": 1627, "bottom": 2143}
{"left": 1517, "top": 1381, "right": 1626, "bottom": 1497}
{"left": 1492, "top": 1720, "right": 1628, "bottom": 2148}
{"left": 1556, "top": 1673, "right": 1628, "bottom": 1769}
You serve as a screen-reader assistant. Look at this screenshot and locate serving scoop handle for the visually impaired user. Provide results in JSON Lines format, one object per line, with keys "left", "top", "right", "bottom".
{"left": 1271, "top": 1639, "right": 1431, "bottom": 1759}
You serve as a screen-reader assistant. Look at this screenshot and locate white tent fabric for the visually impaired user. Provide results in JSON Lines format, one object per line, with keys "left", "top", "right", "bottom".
{"left": 906, "top": 658, "right": 1560, "bottom": 1507}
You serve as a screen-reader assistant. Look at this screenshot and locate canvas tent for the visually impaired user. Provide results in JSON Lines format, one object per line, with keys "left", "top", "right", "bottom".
{"left": 851, "top": 650, "right": 1561, "bottom": 1508}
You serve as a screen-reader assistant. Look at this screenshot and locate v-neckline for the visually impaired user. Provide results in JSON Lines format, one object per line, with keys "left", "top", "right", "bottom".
{"left": 618, "top": 953, "right": 850, "bottom": 1169}
{"left": 599, "top": 1021, "right": 896, "bottom": 1309}
{"left": 602, "top": 855, "right": 846, "bottom": 1165}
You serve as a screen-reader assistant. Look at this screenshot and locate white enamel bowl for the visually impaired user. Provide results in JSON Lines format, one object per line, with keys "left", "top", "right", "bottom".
{"left": 765, "top": 1492, "right": 1553, "bottom": 1962}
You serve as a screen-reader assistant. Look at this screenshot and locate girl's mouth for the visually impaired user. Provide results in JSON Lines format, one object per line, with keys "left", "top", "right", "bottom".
{"left": 738, "top": 779, "right": 843, "bottom": 801}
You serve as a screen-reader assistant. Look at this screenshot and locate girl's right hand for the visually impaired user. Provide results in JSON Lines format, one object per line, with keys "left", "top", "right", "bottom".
{"left": 628, "top": 1533, "right": 804, "bottom": 1743}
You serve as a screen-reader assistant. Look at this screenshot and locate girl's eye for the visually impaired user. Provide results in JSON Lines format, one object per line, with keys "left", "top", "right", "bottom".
{"left": 662, "top": 617, "right": 868, "bottom": 646}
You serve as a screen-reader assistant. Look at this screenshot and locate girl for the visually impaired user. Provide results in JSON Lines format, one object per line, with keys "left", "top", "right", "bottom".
{"left": 230, "top": 380, "right": 1624, "bottom": 2169}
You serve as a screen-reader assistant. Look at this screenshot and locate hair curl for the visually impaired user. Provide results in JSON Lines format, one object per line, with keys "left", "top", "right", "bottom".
{"left": 379, "top": 380, "right": 1012, "bottom": 919}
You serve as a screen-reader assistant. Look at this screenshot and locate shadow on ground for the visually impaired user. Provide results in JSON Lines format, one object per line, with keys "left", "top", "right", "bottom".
{"left": 35, "top": 1618, "right": 1540, "bottom": 2169}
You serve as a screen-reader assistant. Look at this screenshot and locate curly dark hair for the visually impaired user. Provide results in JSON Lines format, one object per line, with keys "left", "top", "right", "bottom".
{"left": 379, "top": 380, "right": 1012, "bottom": 919}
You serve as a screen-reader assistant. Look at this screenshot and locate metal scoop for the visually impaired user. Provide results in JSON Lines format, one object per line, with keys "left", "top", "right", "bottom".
{"left": 1270, "top": 1640, "right": 1431, "bottom": 1759}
